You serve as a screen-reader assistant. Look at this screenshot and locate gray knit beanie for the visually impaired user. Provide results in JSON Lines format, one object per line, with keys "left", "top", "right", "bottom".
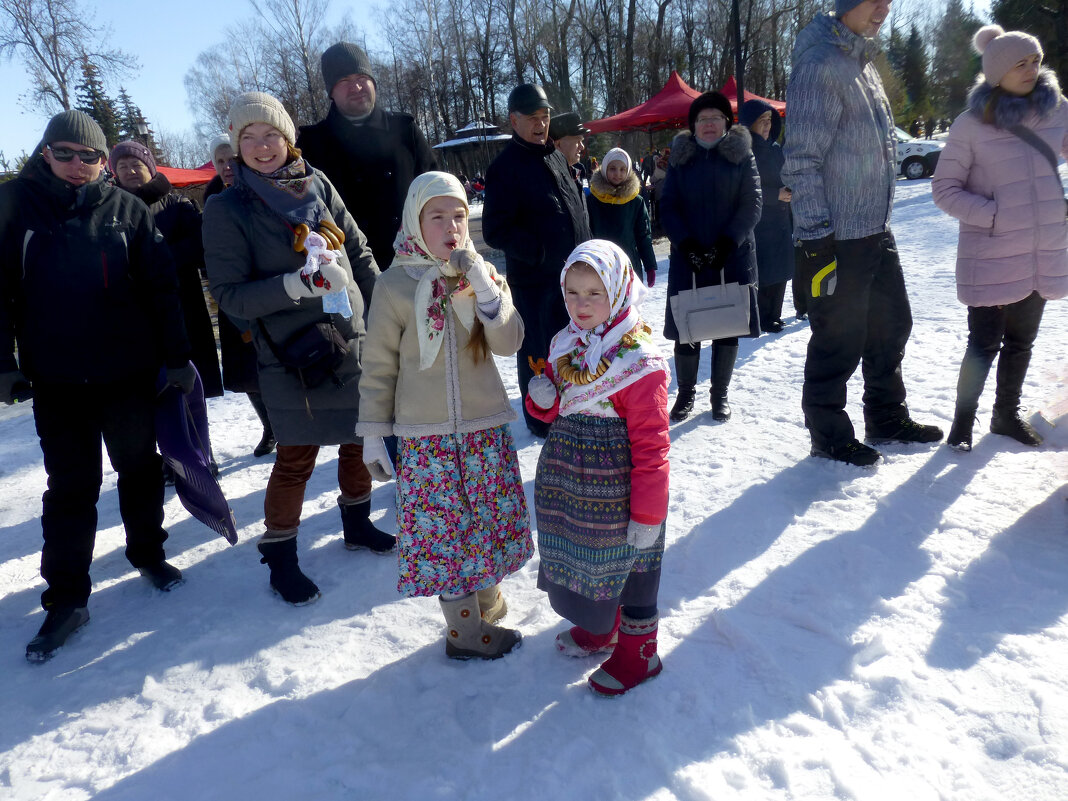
{"left": 227, "top": 92, "right": 297, "bottom": 153}
{"left": 42, "top": 110, "right": 107, "bottom": 152}
{"left": 321, "top": 42, "right": 375, "bottom": 95}
{"left": 973, "top": 25, "right": 1043, "bottom": 88}
{"left": 836, "top": 0, "right": 864, "bottom": 15}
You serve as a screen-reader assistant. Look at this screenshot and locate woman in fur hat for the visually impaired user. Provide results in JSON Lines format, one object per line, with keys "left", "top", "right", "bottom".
{"left": 659, "top": 91, "right": 762, "bottom": 423}
{"left": 932, "top": 25, "right": 1068, "bottom": 451}
{"left": 587, "top": 147, "right": 659, "bottom": 285}
{"left": 203, "top": 92, "right": 392, "bottom": 605}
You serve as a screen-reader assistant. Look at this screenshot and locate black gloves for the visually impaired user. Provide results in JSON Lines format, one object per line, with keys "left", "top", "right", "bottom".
{"left": 681, "top": 236, "right": 736, "bottom": 274}
{"left": 165, "top": 363, "right": 197, "bottom": 395}
{"left": 0, "top": 369, "right": 32, "bottom": 404}
{"left": 796, "top": 234, "right": 838, "bottom": 299}
{"left": 709, "top": 235, "right": 736, "bottom": 273}
{"left": 679, "top": 238, "right": 708, "bottom": 274}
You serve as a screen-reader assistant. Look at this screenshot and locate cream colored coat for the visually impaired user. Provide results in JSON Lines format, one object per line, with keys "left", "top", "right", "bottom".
{"left": 356, "top": 261, "right": 524, "bottom": 438}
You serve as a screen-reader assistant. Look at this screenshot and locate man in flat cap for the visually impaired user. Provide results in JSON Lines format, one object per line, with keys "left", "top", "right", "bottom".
{"left": 298, "top": 42, "right": 437, "bottom": 269}
{"left": 0, "top": 110, "right": 195, "bottom": 662}
{"left": 549, "top": 111, "right": 590, "bottom": 191}
{"left": 483, "top": 85, "right": 591, "bottom": 437}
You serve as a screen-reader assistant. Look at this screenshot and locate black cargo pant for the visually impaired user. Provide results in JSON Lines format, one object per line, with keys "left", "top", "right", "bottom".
{"left": 32, "top": 376, "right": 168, "bottom": 609}
{"left": 798, "top": 231, "right": 913, "bottom": 450}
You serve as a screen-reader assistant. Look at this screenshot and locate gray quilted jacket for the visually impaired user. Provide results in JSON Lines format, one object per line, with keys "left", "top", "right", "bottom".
{"left": 781, "top": 14, "right": 897, "bottom": 242}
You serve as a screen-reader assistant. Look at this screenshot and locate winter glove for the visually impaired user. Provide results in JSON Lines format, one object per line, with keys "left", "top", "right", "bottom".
{"left": 709, "top": 235, "right": 736, "bottom": 273}
{"left": 450, "top": 248, "right": 500, "bottom": 305}
{"left": 626, "top": 519, "right": 661, "bottom": 549}
{"left": 282, "top": 260, "right": 349, "bottom": 301}
{"left": 646, "top": 270, "right": 656, "bottom": 287}
{"left": 0, "top": 369, "right": 31, "bottom": 404}
{"left": 679, "top": 238, "right": 708, "bottom": 274}
{"left": 527, "top": 374, "right": 558, "bottom": 410}
{"left": 363, "top": 436, "right": 394, "bottom": 482}
{"left": 165, "top": 363, "right": 197, "bottom": 395}
{"left": 796, "top": 234, "right": 837, "bottom": 299}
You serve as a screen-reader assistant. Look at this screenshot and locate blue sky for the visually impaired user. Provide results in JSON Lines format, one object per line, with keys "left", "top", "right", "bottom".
{"left": 0, "top": 0, "right": 376, "bottom": 161}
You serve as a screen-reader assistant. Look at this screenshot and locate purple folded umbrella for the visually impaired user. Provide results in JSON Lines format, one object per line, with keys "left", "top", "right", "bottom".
{"left": 156, "top": 365, "right": 238, "bottom": 545}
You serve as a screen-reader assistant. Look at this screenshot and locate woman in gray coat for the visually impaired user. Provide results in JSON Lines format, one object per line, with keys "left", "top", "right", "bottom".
{"left": 203, "top": 92, "right": 393, "bottom": 605}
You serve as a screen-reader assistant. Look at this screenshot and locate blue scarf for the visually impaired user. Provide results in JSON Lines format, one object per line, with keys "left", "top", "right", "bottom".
{"left": 233, "top": 157, "right": 329, "bottom": 229}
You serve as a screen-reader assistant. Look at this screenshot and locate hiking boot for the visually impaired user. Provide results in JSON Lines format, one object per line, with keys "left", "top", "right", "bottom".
{"left": 669, "top": 388, "right": 696, "bottom": 422}
{"left": 339, "top": 499, "right": 397, "bottom": 554}
{"left": 26, "top": 606, "right": 90, "bottom": 663}
{"left": 811, "top": 439, "right": 881, "bottom": 467}
{"left": 865, "top": 418, "right": 944, "bottom": 444}
{"left": 990, "top": 411, "right": 1042, "bottom": 447}
{"left": 138, "top": 561, "right": 184, "bottom": 591}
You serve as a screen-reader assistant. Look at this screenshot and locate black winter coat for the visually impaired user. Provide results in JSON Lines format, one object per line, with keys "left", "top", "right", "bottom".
{"left": 660, "top": 127, "right": 763, "bottom": 341}
{"left": 745, "top": 108, "right": 794, "bottom": 286}
{"left": 126, "top": 173, "right": 224, "bottom": 397}
{"left": 587, "top": 171, "right": 658, "bottom": 281}
{"left": 297, "top": 103, "right": 437, "bottom": 270}
{"left": 0, "top": 157, "right": 189, "bottom": 384}
{"left": 482, "top": 134, "right": 591, "bottom": 289}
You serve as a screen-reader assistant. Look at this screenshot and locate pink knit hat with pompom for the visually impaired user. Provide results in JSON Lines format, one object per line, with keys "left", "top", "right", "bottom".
{"left": 973, "top": 25, "right": 1042, "bottom": 88}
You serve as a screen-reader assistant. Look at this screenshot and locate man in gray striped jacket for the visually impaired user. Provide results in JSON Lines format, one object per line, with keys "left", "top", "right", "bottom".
{"left": 783, "top": 0, "right": 942, "bottom": 467}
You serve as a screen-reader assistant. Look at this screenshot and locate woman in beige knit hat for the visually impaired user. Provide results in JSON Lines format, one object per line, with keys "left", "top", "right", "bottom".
{"left": 203, "top": 91, "right": 393, "bottom": 604}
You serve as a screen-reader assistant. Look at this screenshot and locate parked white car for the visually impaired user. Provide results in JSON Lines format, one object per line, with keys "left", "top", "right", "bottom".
{"left": 895, "top": 127, "right": 945, "bottom": 180}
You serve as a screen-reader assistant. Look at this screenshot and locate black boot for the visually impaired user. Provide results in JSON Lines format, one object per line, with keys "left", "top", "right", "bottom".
{"left": 26, "top": 605, "right": 90, "bottom": 662}
{"left": 138, "top": 560, "right": 184, "bottom": 591}
{"left": 248, "top": 392, "right": 276, "bottom": 458}
{"left": 946, "top": 411, "right": 976, "bottom": 452}
{"left": 258, "top": 537, "right": 320, "bottom": 605}
{"left": 340, "top": 499, "right": 397, "bottom": 554}
{"left": 669, "top": 346, "right": 700, "bottom": 422}
{"left": 990, "top": 410, "right": 1043, "bottom": 446}
{"left": 947, "top": 345, "right": 993, "bottom": 452}
{"left": 990, "top": 339, "right": 1041, "bottom": 446}
{"left": 710, "top": 343, "right": 738, "bottom": 422}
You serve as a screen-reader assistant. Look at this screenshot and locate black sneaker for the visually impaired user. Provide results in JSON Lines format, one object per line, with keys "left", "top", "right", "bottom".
{"left": 138, "top": 561, "right": 184, "bottom": 591}
{"left": 811, "top": 439, "right": 881, "bottom": 467}
{"left": 866, "top": 418, "right": 944, "bottom": 444}
{"left": 990, "top": 411, "right": 1042, "bottom": 447}
{"left": 26, "top": 606, "right": 90, "bottom": 663}
{"left": 669, "top": 388, "right": 696, "bottom": 422}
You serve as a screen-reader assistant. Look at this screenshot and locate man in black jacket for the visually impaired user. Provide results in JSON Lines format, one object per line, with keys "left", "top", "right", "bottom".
{"left": 297, "top": 42, "right": 437, "bottom": 270}
{"left": 0, "top": 111, "right": 195, "bottom": 662}
{"left": 482, "top": 84, "right": 591, "bottom": 437}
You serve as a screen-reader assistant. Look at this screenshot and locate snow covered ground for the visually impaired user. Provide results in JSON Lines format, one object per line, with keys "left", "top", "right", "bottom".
{"left": 1, "top": 180, "right": 1066, "bottom": 801}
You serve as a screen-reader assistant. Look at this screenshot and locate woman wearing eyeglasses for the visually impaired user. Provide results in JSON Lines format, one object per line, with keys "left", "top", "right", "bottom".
{"left": 0, "top": 110, "right": 195, "bottom": 662}
{"left": 659, "top": 91, "right": 762, "bottom": 423}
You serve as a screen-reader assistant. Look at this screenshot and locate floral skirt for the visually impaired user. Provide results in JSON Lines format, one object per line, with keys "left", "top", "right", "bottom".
{"left": 534, "top": 414, "right": 664, "bottom": 633}
{"left": 395, "top": 424, "right": 532, "bottom": 597}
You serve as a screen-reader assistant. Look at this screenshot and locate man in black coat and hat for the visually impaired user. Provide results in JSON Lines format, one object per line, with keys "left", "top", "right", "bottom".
{"left": 297, "top": 42, "right": 437, "bottom": 270}
{"left": 482, "top": 84, "right": 591, "bottom": 437}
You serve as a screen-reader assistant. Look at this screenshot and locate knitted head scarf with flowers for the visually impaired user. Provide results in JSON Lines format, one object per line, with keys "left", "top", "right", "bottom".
{"left": 392, "top": 171, "right": 491, "bottom": 370}
{"left": 547, "top": 239, "right": 668, "bottom": 415}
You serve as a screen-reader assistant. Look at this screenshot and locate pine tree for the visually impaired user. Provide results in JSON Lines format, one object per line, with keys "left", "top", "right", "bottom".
{"left": 902, "top": 25, "right": 928, "bottom": 108}
{"left": 75, "top": 57, "right": 121, "bottom": 146}
{"left": 115, "top": 86, "right": 142, "bottom": 141}
{"left": 992, "top": 0, "right": 1067, "bottom": 88}
{"left": 931, "top": 0, "right": 982, "bottom": 119}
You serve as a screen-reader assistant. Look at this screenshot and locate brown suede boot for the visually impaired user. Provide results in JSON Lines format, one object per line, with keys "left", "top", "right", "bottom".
{"left": 440, "top": 593, "right": 521, "bottom": 660}
{"left": 475, "top": 585, "right": 508, "bottom": 624}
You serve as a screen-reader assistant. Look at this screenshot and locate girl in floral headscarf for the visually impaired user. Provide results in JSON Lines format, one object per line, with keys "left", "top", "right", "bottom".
{"left": 356, "top": 171, "right": 531, "bottom": 660}
{"left": 526, "top": 239, "right": 671, "bottom": 696}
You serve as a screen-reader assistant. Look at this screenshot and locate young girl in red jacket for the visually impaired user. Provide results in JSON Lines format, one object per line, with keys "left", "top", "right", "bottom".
{"left": 526, "top": 239, "right": 671, "bottom": 696}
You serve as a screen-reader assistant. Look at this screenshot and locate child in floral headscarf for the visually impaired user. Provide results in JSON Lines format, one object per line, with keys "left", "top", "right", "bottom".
{"left": 526, "top": 239, "right": 671, "bottom": 696}
{"left": 356, "top": 171, "right": 532, "bottom": 660}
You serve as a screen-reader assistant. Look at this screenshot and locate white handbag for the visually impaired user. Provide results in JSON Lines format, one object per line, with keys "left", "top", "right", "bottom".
{"left": 669, "top": 273, "right": 751, "bottom": 344}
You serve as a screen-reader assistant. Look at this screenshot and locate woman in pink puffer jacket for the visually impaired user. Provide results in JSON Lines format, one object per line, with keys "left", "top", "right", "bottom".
{"left": 932, "top": 25, "right": 1068, "bottom": 452}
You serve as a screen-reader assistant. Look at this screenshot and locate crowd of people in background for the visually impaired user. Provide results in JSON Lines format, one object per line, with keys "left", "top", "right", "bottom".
{"left": 1, "top": 0, "right": 1063, "bottom": 696}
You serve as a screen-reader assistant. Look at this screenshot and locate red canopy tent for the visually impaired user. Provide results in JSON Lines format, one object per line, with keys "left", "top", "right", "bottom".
{"left": 157, "top": 164, "right": 215, "bottom": 188}
{"left": 584, "top": 71, "right": 702, "bottom": 134}
{"left": 720, "top": 76, "right": 786, "bottom": 115}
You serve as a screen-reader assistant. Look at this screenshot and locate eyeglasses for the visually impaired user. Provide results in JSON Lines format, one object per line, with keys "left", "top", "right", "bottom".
{"left": 695, "top": 114, "right": 728, "bottom": 125}
{"left": 47, "top": 145, "right": 106, "bottom": 164}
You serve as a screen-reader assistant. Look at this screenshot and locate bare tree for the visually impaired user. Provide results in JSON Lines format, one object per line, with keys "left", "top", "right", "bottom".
{"left": 0, "top": 0, "right": 136, "bottom": 114}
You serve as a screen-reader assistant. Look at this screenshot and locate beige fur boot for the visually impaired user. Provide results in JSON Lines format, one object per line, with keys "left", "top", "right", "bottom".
{"left": 439, "top": 593, "right": 521, "bottom": 660}
{"left": 475, "top": 585, "right": 508, "bottom": 624}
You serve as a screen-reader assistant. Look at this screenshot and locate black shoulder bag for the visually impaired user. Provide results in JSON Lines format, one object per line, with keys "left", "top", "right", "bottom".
{"left": 257, "top": 318, "right": 350, "bottom": 389}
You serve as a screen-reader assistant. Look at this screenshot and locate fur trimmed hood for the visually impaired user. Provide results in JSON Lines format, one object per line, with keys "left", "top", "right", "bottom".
{"left": 669, "top": 125, "right": 753, "bottom": 168}
{"left": 589, "top": 170, "right": 641, "bottom": 204}
{"left": 967, "top": 69, "right": 1064, "bottom": 129}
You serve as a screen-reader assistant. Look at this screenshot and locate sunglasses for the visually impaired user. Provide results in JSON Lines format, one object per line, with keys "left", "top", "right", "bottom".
{"left": 46, "top": 145, "right": 106, "bottom": 165}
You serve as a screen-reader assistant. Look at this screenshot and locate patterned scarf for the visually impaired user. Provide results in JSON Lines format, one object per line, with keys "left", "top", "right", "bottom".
{"left": 233, "top": 157, "right": 328, "bottom": 229}
{"left": 547, "top": 240, "right": 668, "bottom": 415}
{"left": 391, "top": 171, "right": 482, "bottom": 370}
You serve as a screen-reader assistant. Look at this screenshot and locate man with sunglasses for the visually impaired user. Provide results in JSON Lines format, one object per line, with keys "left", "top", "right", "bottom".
{"left": 0, "top": 110, "right": 195, "bottom": 662}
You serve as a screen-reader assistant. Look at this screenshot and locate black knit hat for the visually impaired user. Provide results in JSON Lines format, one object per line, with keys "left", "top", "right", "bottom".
{"left": 321, "top": 42, "right": 375, "bottom": 95}
{"left": 688, "top": 92, "right": 733, "bottom": 133}
{"left": 42, "top": 110, "right": 107, "bottom": 152}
